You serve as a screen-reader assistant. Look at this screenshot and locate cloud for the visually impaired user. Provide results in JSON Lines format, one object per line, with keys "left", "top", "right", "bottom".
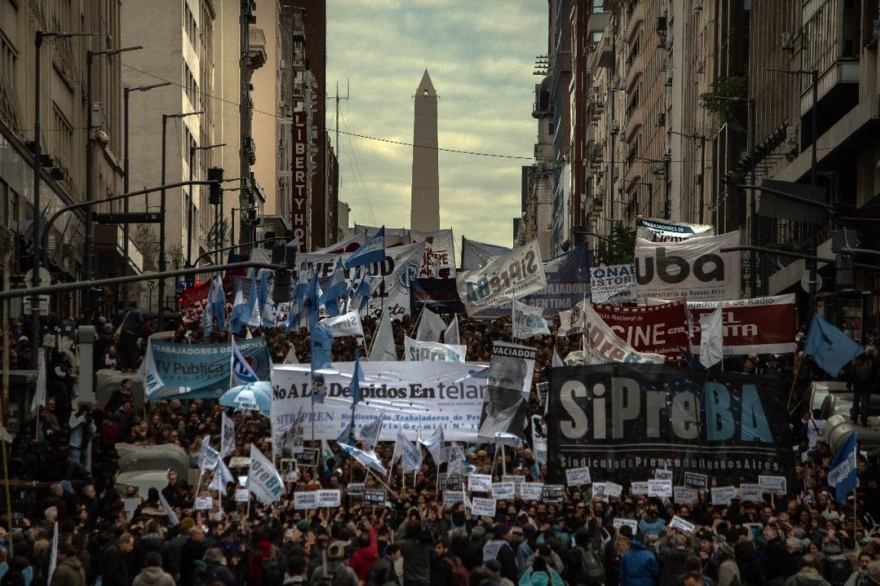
{"left": 327, "top": 1, "right": 544, "bottom": 248}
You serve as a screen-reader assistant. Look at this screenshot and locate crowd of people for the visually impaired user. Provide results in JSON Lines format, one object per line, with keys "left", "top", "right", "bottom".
{"left": 1, "top": 305, "right": 880, "bottom": 586}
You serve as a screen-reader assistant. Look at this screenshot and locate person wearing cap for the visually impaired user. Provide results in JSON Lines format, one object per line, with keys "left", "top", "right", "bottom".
{"left": 483, "top": 523, "right": 518, "bottom": 584}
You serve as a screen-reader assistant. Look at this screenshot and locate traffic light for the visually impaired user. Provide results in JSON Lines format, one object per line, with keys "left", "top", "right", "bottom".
{"left": 208, "top": 167, "right": 224, "bottom": 205}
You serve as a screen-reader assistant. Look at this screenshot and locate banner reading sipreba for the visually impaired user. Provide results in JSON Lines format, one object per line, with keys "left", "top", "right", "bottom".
{"left": 271, "top": 362, "right": 489, "bottom": 442}
{"left": 547, "top": 364, "right": 795, "bottom": 483}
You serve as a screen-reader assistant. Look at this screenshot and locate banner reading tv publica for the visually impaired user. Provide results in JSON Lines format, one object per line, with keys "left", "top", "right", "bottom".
{"left": 635, "top": 231, "right": 741, "bottom": 301}
{"left": 271, "top": 362, "right": 489, "bottom": 442}
{"left": 547, "top": 364, "right": 795, "bottom": 483}
{"left": 140, "top": 337, "right": 272, "bottom": 399}
{"left": 593, "top": 300, "right": 688, "bottom": 358}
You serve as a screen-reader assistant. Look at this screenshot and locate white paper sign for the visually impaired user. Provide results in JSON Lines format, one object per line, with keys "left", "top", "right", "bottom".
{"left": 711, "top": 486, "right": 737, "bottom": 506}
{"left": 670, "top": 515, "right": 695, "bottom": 533}
{"left": 740, "top": 484, "right": 763, "bottom": 502}
{"left": 294, "top": 491, "right": 317, "bottom": 510}
{"left": 566, "top": 467, "right": 592, "bottom": 486}
{"left": 758, "top": 475, "right": 787, "bottom": 495}
{"left": 491, "top": 482, "right": 516, "bottom": 499}
{"left": 123, "top": 498, "right": 141, "bottom": 520}
{"left": 654, "top": 469, "right": 673, "bottom": 481}
{"left": 613, "top": 518, "right": 639, "bottom": 532}
{"left": 631, "top": 481, "right": 650, "bottom": 496}
{"left": 502, "top": 474, "right": 525, "bottom": 491}
{"left": 194, "top": 497, "right": 214, "bottom": 510}
{"left": 648, "top": 479, "right": 672, "bottom": 498}
{"left": 469, "top": 474, "right": 493, "bottom": 493}
{"left": 443, "top": 490, "right": 465, "bottom": 508}
{"left": 471, "top": 497, "right": 497, "bottom": 517}
{"left": 605, "top": 482, "right": 624, "bottom": 498}
{"left": 592, "top": 483, "right": 607, "bottom": 498}
{"left": 316, "top": 489, "right": 342, "bottom": 508}
{"left": 519, "top": 483, "right": 545, "bottom": 501}
{"left": 674, "top": 486, "right": 697, "bottom": 505}
{"left": 234, "top": 489, "right": 250, "bottom": 503}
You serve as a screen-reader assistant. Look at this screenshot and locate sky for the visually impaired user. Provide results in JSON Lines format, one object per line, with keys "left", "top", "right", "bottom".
{"left": 326, "top": 2, "right": 547, "bottom": 250}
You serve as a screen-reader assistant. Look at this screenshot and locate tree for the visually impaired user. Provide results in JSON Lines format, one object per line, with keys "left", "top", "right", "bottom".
{"left": 594, "top": 223, "right": 636, "bottom": 266}
{"left": 699, "top": 75, "right": 748, "bottom": 125}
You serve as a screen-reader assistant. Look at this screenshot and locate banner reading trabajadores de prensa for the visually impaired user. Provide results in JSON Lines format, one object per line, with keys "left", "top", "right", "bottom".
{"left": 140, "top": 337, "right": 272, "bottom": 399}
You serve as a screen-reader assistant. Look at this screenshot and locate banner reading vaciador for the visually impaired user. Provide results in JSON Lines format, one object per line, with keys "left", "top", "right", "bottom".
{"left": 547, "top": 364, "right": 795, "bottom": 483}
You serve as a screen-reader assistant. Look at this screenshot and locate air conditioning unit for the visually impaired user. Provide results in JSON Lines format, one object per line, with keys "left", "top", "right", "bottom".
{"left": 592, "top": 197, "right": 603, "bottom": 210}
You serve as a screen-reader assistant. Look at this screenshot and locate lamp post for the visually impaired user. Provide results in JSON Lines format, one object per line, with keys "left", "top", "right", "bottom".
{"left": 85, "top": 44, "right": 142, "bottom": 316}
{"left": 123, "top": 82, "right": 170, "bottom": 308}
{"left": 160, "top": 111, "right": 203, "bottom": 329}
{"left": 32, "top": 30, "right": 98, "bottom": 363}
{"left": 188, "top": 142, "right": 226, "bottom": 281}
{"left": 669, "top": 130, "right": 707, "bottom": 224}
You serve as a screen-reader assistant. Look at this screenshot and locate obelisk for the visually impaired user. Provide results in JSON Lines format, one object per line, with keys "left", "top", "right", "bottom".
{"left": 410, "top": 70, "right": 439, "bottom": 232}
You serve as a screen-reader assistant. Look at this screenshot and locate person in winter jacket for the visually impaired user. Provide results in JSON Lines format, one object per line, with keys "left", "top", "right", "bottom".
{"left": 51, "top": 544, "right": 86, "bottom": 586}
{"left": 483, "top": 524, "right": 518, "bottom": 584}
{"left": 132, "top": 552, "right": 175, "bottom": 586}
{"left": 659, "top": 533, "right": 696, "bottom": 586}
{"left": 199, "top": 548, "right": 235, "bottom": 586}
{"left": 100, "top": 533, "right": 134, "bottom": 586}
{"left": 619, "top": 533, "right": 660, "bottom": 586}
{"left": 785, "top": 555, "right": 832, "bottom": 586}
{"left": 398, "top": 523, "right": 434, "bottom": 586}
{"left": 366, "top": 543, "right": 402, "bottom": 586}
{"left": 762, "top": 526, "right": 791, "bottom": 586}
{"left": 310, "top": 543, "right": 359, "bottom": 586}
{"left": 519, "top": 557, "right": 564, "bottom": 586}
{"left": 350, "top": 523, "right": 379, "bottom": 583}
{"left": 716, "top": 542, "right": 741, "bottom": 586}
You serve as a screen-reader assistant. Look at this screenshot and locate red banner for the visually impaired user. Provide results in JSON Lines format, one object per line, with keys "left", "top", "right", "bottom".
{"left": 593, "top": 301, "right": 688, "bottom": 357}
{"left": 686, "top": 294, "right": 797, "bottom": 356}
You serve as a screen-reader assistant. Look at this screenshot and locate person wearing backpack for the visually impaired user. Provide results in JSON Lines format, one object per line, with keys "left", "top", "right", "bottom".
{"left": 848, "top": 349, "right": 874, "bottom": 427}
{"left": 429, "top": 538, "right": 467, "bottom": 586}
{"left": 619, "top": 533, "right": 660, "bottom": 586}
{"left": 568, "top": 526, "right": 605, "bottom": 586}
{"left": 820, "top": 537, "right": 852, "bottom": 586}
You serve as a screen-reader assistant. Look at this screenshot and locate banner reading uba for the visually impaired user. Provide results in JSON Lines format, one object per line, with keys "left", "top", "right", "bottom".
{"left": 547, "top": 364, "right": 795, "bottom": 483}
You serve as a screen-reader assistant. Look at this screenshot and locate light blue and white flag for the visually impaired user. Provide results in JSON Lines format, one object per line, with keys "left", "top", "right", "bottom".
{"left": 392, "top": 427, "right": 422, "bottom": 474}
{"left": 828, "top": 430, "right": 858, "bottom": 504}
{"left": 419, "top": 425, "right": 446, "bottom": 466}
{"left": 345, "top": 226, "right": 385, "bottom": 269}
{"left": 368, "top": 310, "right": 397, "bottom": 362}
{"left": 230, "top": 272, "right": 258, "bottom": 334}
{"left": 319, "top": 257, "right": 348, "bottom": 317}
{"left": 338, "top": 442, "right": 387, "bottom": 475}
{"left": 416, "top": 307, "right": 446, "bottom": 342}
{"left": 804, "top": 313, "right": 864, "bottom": 378}
{"left": 360, "top": 412, "right": 385, "bottom": 451}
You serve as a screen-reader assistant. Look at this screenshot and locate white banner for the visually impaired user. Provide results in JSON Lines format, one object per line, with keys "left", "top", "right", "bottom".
{"left": 456, "top": 240, "right": 547, "bottom": 314}
{"left": 316, "top": 489, "right": 342, "bottom": 508}
{"left": 513, "top": 299, "right": 551, "bottom": 338}
{"left": 468, "top": 474, "right": 492, "bottom": 492}
{"left": 294, "top": 491, "right": 317, "bottom": 510}
{"left": 648, "top": 479, "right": 673, "bottom": 498}
{"left": 590, "top": 264, "right": 636, "bottom": 304}
{"left": 636, "top": 217, "right": 715, "bottom": 242}
{"left": 491, "top": 482, "right": 516, "bottom": 499}
{"left": 271, "top": 361, "right": 488, "bottom": 442}
{"left": 404, "top": 337, "right": 467, "bottom": 362}
{"left": 409, "top": 228, "right": 458, "bottom": 278}
{"left": 221, "top": 413, "right": 236, "bottom": 458}
{"left": 519, "top": 483, "right": 544, "bottom": 501}
{"left": 566, "top": 467, "right": 592, "bottom": 486}
{"left": 248, "top": 445, "right": 284, "bottom": 505}
{"left": 558, "top": 300, "right": 587, "bottom": 337}
{"left": 471, "top": 497, "right": 497, "bottom": 517}
{"left": 635, "top": 231, "right": 741, "bottom": 301}
{"left": 711, "top": 486, "right": 737, "bottom": 506}
{"left": 319, "top": 310, "right": 364, "bottom": 338}
{"left": 584, "top": 303, "right": 666, "bottom": 364}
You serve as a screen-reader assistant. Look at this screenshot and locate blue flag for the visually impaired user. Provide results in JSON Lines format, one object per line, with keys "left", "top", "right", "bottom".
{"left": 350, "top": 351, "right": 364, "bottom": 408}
{"left": 310, "top": 322, "right": 334, "bottom": 376}
{"left": 287, "top": 262, "right": 309, "bottom": 332}
{"left": 828, "top": 430, "right": 858, "bottom": 504}
{"left": 306, "top": 270, "right": 320, "bottom": 332}
{"left": 678, "top": 347, "right": 706, "bottom": 371}
{"left": 803, "top": 313, "right": 864, "bottom": 378}
{"left": 230, "top": 272, "right": 258, "bottom": 334}
{"left": 345, "top": 226, "right": 385, "bottom": 269}
{"left": 319, "top": 257, "right": 348, "bottom": 317}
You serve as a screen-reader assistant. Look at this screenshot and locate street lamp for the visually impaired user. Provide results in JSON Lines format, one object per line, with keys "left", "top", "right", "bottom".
{"left": 704, "top": 94, "right": 757, "bottom": 297}
{"left": 669, "top": 130, "right": 707, "bottom": 224}
{"left": 123, "top": 82, "right": 171, "bottom": 308}
{"left": 188, "top": 143, "right": 226, "bottom": 278}
{"left": 85, "top": 45, "right": 142, "bottom": 312}
{"left": 160, "top": 111, "right": 203, "bottom": 329}
{"left": 31, "top": 30, "right": 99, "bottom": 362}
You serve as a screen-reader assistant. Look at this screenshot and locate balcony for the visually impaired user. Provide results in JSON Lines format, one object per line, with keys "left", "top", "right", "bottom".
{"left": 625, "top": 1, "right": 644, "bottom": 44}
{"left": 624, "top": 92, "right": 644, "bottom": 142}
{"left": 592, "top": 35, "right": 615, "bottom": 70}
{"left": 626, "top": 51, "right": 644, "bottom": 93}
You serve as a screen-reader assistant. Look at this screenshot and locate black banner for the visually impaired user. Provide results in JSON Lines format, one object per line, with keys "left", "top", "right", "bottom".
{"left": 294, "top": 448, "right": 318, "bottom": 467}
{"left": 410, "top": 278, "right": 467, "bottom": 315}
{"left": 547, "top": 364, "right": 795, "bottom": 484}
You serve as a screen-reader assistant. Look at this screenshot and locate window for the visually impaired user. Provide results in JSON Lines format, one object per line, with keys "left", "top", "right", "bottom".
{"left": 0, "top": 29, "right": 16, "bottom": 91}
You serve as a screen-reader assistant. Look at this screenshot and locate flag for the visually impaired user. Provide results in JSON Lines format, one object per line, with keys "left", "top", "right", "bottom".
{"left": 247, "top": 444, "right": 285, "bottom": 505}
{"left": 513, "top": 299, "right": 551, "bottom": 338}
{"left": 345, "top": 226, "right": 386, "bottom": 269}
{"left": 494, "top": 432, "right": 523, "bottom": 449}
{"left": 416, "top": 307, "right": 446, "bottom": 342}
{"left": 257, "top": 269, "right": 276, "bottom": 329}
{"left": 306, "top": 270, "right": 321, "bottom": 332}
{"left": 679, "top": 347, "right": 707, "bottom": 371}
{"left": 320, "top": 310, "right": 364, "bottom": 338}
{"left": 338, "top": 442, "right": 387, "bottom": 476}
{"left": 804, "top": 313, "right": 864, "bottom": 378}
{"left": 209, "top": 459, "right": 235, "bottom": 496}
{"left": 287, "top": 262, "right": 309, "bottom": 331}
{"left": 392, "top": 427, "right": 422, "bottom": 474}
{"left": 552, "top": 350, "right": 564, "bottom": 368}
{"left": 368, "top": 310, "right": 397, "bottom": 361}
{"left": 230, "top": 272, "right": 258, "bottom": 334}
{"left": 350, "top": 351, "right": 364, "bottom": 407}
{"left": 47, "top": 522, "right": 58, "bottom": 583}
{"left": 828, "top": 430, "right": 858, "bottom": 504}
{"left": 310, "top": 322, "right": 334, "bottom": 376}
{"left": 202, "top": 279, "right": 215, "bottom": 336}
{"left": 349, "top": 272, "right": 379, "bottom": 313}
{"left": 32, "top": 349, "right": 46, "bottom": 416}
{"left": 319, "top": 257, "right": 348, "bottom": 317}
{"left": 419, "top": 426, "right": 446, "bottom": 466}
{"left": 336, "top": 422, "right": 355, "bottom": 446}
{"left": 0, "top": 423, "right": 13, "bottom": 444}
{"left": 698, "top": 308, "right": 724, "bottom": 368}
{"left": 159, "top": 492, "right": 180, "bottom": 526}
{"left": 231, "top": 337, "right": 260, "bottom": 386}
{"left": 444, "top": 317, "right": 460, "bottom": 345}
{"left": 198, "top": 443, "right": 221, "bottom": 473}
{"left": 220, "top": 412, "right": 236, "bottom": 458}
{"left": 360, "top": 412, "right": 385, "bottom": 451}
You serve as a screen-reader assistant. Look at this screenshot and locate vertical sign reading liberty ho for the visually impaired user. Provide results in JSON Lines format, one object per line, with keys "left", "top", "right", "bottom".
{"left": 291, "top": 111, "right": 308, "bottom": 252}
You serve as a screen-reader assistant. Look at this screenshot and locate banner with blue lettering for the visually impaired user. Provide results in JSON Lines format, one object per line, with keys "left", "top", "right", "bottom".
{"left": 470, "top": 243, "right": 589, "bottom": 317}
{"left": 547, "top": 364, "right": 795, "bottom": 483}
{"left": 140, "top": 338, "right": 272, "bottom": 399}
